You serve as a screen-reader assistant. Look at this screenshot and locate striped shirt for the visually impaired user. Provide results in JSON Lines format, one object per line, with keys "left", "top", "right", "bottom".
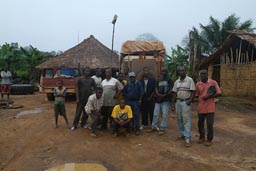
{"left": 172, "top": 76, "right": 195, "bottom": 99}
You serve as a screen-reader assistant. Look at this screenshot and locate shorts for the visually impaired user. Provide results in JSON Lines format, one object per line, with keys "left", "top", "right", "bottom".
{"left": 1, "top": 84, "right": 11, "bottom": 94}
{"left": 54, "top": 104, "right": 66, "bottom": 116}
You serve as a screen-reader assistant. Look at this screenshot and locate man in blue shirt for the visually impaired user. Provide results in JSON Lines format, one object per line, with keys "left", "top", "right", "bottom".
{"left": 123, "top": 72, "right": 143, "bottom": 135}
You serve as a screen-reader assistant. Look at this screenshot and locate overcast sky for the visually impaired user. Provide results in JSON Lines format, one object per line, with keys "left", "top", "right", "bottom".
{"left": 1, "top": 0, "right": 255, "bottom": 54}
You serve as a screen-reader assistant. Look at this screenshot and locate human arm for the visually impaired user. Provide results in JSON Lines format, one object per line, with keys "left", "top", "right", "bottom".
{"left": 114, "top": 79, "right": 124, "bottom": 99}
{"left": 186, "top": 79, "right": 196, "bottom": 105}
{"left": 202, "top": 81, "right": 222, "bottom": 100}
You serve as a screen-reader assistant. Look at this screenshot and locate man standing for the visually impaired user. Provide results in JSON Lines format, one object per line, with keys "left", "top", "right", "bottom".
{"left": 85, "top": 87, "right": 104, "bottom": 137}
{"left": 101, "top": 68, "right": 124, "bottom": 129}
{"left": 172, "top": 66, "right": 195, "bottom": 147}
{"left": 1, "top": 67, "right": 12, "bottom": 100}
{"left": 123, "top": 72, "right": 143, "bottom": 135}
{"left": 195, "top": 69, "right": 221, "bottom": 146}
{"left": 71, "top": 67, "right": 96, "bottom": 130}
{"left": 91, "top": 68, "right": 102, "bottom": 87}
{"left": 147, "top": 66, "right": 173, "bottom": 135}
{"left": 140, "top": 67, "right": 156, "bottom": 130}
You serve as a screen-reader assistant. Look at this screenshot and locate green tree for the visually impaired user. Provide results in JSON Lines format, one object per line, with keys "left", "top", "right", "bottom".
{"left": 165, "top": 45, "right": 189, "bottom": 80}
{"left": 0, "top": 43, "right": 53, "bottom": 81}
{"left": 198, "top": 14, "right": 255, "bottom": 55}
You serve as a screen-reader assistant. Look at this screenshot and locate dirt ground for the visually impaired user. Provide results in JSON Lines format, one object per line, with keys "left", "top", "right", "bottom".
{"left": 0, "top": 93, "right": 256, "bottom": 171}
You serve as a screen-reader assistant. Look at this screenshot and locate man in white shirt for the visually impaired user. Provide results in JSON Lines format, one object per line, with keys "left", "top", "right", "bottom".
{"left": 85, "top": 87, "right": 104, "bottom": 137}
{"left": 1, "top": 67, "right": 12, "bottom": 99}
{"left": 91, "top": 68, "right": 102, "bottom": 87}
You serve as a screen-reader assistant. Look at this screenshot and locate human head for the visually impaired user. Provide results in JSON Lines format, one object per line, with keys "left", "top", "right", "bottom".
{"left": 143, "top": 67, "right": 150, "bottom": 77}
{"left": 83, "top": 67, "right": 91, "bottom": 77}
{"left": 123, "top": 67, "right": 129, "bottom": 75}
{"left": 95, "top": 87, "right": 103, "bottom": 99}
{"left": 119, "top": 99, "right": 126, "bottom": 109}
{"left": 56, "top": 79, "right": 63, "bottom": 87}
{"left": 160, "top": 66, "right": 168, "bottom": 77}
{"left": 95, "top": 68, "right": 102, "bottom": 77}
{"left": 105, "top": 68, "right": 112, "bottom": 79}
{"left": 178, "top": 66, "right": 186, "bottom": 78}
{"left": 117, "top": 72, "right": 124, "bottom": 82}
{"left": 129, "top": 72, "right": 136, "bottom": 83}
{"left": 199, "top": 69, "right": 208, "bottom": 83}
{"left": 4, "top": 66, "right": 8, "bottom": 72}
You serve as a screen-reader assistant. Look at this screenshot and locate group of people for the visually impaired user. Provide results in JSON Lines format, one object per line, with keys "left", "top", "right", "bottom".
{"left": 53, "top": 66, "right": 221, "bottom": 147}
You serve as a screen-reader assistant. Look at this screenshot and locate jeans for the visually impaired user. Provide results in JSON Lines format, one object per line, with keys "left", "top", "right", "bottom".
{"left": 198, "top": 113, "right": 214, "bottom": 141}
{"left": 151, "top": 101, "right": 170, "bottom": 131}
{"left": 176, "top": 100, "right": 192, "bottom": 139}
{"left": 127, "top": 101, "right": 140, "bottom": 132}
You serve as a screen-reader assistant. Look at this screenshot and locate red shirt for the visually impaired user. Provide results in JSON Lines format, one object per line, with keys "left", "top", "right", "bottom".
{"left": 195, "top": 79, "right": 221, "bottom": 114}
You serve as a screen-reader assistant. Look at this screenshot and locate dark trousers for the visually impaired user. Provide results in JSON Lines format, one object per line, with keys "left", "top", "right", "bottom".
{"left": 101, "top": 106, "right": 114, "bottom": 129}
{"left": 113, "top": 120, "right": 131, "bottom": 132}
{"left": 89, "top": 113, "right": 101, "bottom": 133}
{"left": 141, "top": 100, "right": 154, "bottom": 126}
{"left": 72, "top": 101, "right": 88, "bottom": 128}
{"left": 198, "top": 113, "right": 214, "bottom": 141}
{"left": 127, "top": 101, "right": 140, "bottom": 131}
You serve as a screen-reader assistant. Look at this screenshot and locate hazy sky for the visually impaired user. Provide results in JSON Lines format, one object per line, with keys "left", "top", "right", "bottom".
{"left": 1, "top": 0, "right": 255, "bottom": 54}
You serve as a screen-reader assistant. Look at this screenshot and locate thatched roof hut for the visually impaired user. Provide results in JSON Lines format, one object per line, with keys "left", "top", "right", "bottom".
{"left": 199, "top": 30, "right": 256, "bottom": 96}
{"left": 200, "top": 29, "right": 256, "bottom": 67}
{"left": 36, "top": 35, "right": 119, "bottom": 69}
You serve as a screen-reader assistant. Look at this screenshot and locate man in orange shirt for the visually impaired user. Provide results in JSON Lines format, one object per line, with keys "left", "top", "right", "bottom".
{"left": 195, "top": 69, "right": 221, "bottom": 146}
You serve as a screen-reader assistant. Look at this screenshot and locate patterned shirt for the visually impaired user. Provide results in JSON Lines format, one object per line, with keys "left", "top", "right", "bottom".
{"left": 85, "top": 93, "right": 104, "bottom": 114}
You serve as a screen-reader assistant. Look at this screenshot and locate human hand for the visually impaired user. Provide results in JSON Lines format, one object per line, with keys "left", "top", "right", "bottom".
{"left": 171, "top": 105, "right": 175, "bottom": 111}
{"left": 186, "top": 100, "right": 192, "bottom": 105}
{"left": 202, "top": 96, "right": 209, "bottom": 101}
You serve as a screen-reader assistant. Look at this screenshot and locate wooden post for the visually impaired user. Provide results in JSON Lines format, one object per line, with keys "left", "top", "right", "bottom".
{"left": 251, "top": 49, "right": 254, "bottom": 63}
{"left": 236, "top": 48, "right": 238, "bottom": 64}
{"left": 246, "top": 51, "right": 249, "bottom": 64}
{"left": 230, "top": 48, "right": 233, "bottom": 64}
{"left": 238, "top": 40, "right": 242, "bottom": 64}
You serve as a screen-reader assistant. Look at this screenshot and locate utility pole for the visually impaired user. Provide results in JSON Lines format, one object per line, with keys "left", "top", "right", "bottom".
{"left": 111, "top": 14, "right": 118, "bottom": 69}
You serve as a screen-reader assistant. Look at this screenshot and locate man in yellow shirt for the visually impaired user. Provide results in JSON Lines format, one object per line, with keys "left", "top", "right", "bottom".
{"left": 111, "top": 99, "right": 133, "bottom": 137}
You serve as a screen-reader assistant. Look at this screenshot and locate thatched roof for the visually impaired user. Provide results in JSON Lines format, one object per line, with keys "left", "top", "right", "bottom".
{"left": 200, "top": 30, "right": 256, "bottom": 67}
{"left": 120, "top": 40, "right": 165, "bottom": 58}
{"left": 36, "top": 35, "right": 119, "bottom": 69}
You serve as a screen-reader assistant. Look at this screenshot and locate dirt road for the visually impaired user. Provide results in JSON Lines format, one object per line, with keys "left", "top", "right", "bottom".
{"left": 0, "top": 93, "right": 255, "bottom": 171}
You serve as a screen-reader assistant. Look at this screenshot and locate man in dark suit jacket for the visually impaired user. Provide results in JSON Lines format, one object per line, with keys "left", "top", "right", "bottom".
{"left": 140, "top": 67, "right": 156, "bottom": 130}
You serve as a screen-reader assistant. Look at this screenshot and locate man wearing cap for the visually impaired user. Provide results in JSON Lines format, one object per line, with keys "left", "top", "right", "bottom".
{"left": 123, "top": 72, "right": 144, "bottom": 135}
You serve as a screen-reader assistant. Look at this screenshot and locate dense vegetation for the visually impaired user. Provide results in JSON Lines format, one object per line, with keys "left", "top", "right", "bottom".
{"left": 0, "top": 43, "right": 57, "bottom": 81}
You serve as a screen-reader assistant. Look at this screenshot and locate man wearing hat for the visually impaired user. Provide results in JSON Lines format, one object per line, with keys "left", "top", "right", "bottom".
{"left": 123, "top": 72, "right": 144, "bottom": 135}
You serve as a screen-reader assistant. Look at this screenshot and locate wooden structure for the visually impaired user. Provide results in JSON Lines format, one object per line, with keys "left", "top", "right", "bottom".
{"left": 120, "top": 40, "right": 165, "bottom": 79}
{"left": 200, "top": 30, "right": 256, "bottom": 96}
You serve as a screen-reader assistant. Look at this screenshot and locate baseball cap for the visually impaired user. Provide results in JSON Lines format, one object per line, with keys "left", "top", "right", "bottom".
{"left": 128, "top": 72, "right": 136, "bottom": 77}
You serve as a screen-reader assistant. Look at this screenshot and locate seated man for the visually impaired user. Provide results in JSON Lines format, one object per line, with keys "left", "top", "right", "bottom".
{"left": 111, "top": 99, "right": 133, "bottom": 137}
